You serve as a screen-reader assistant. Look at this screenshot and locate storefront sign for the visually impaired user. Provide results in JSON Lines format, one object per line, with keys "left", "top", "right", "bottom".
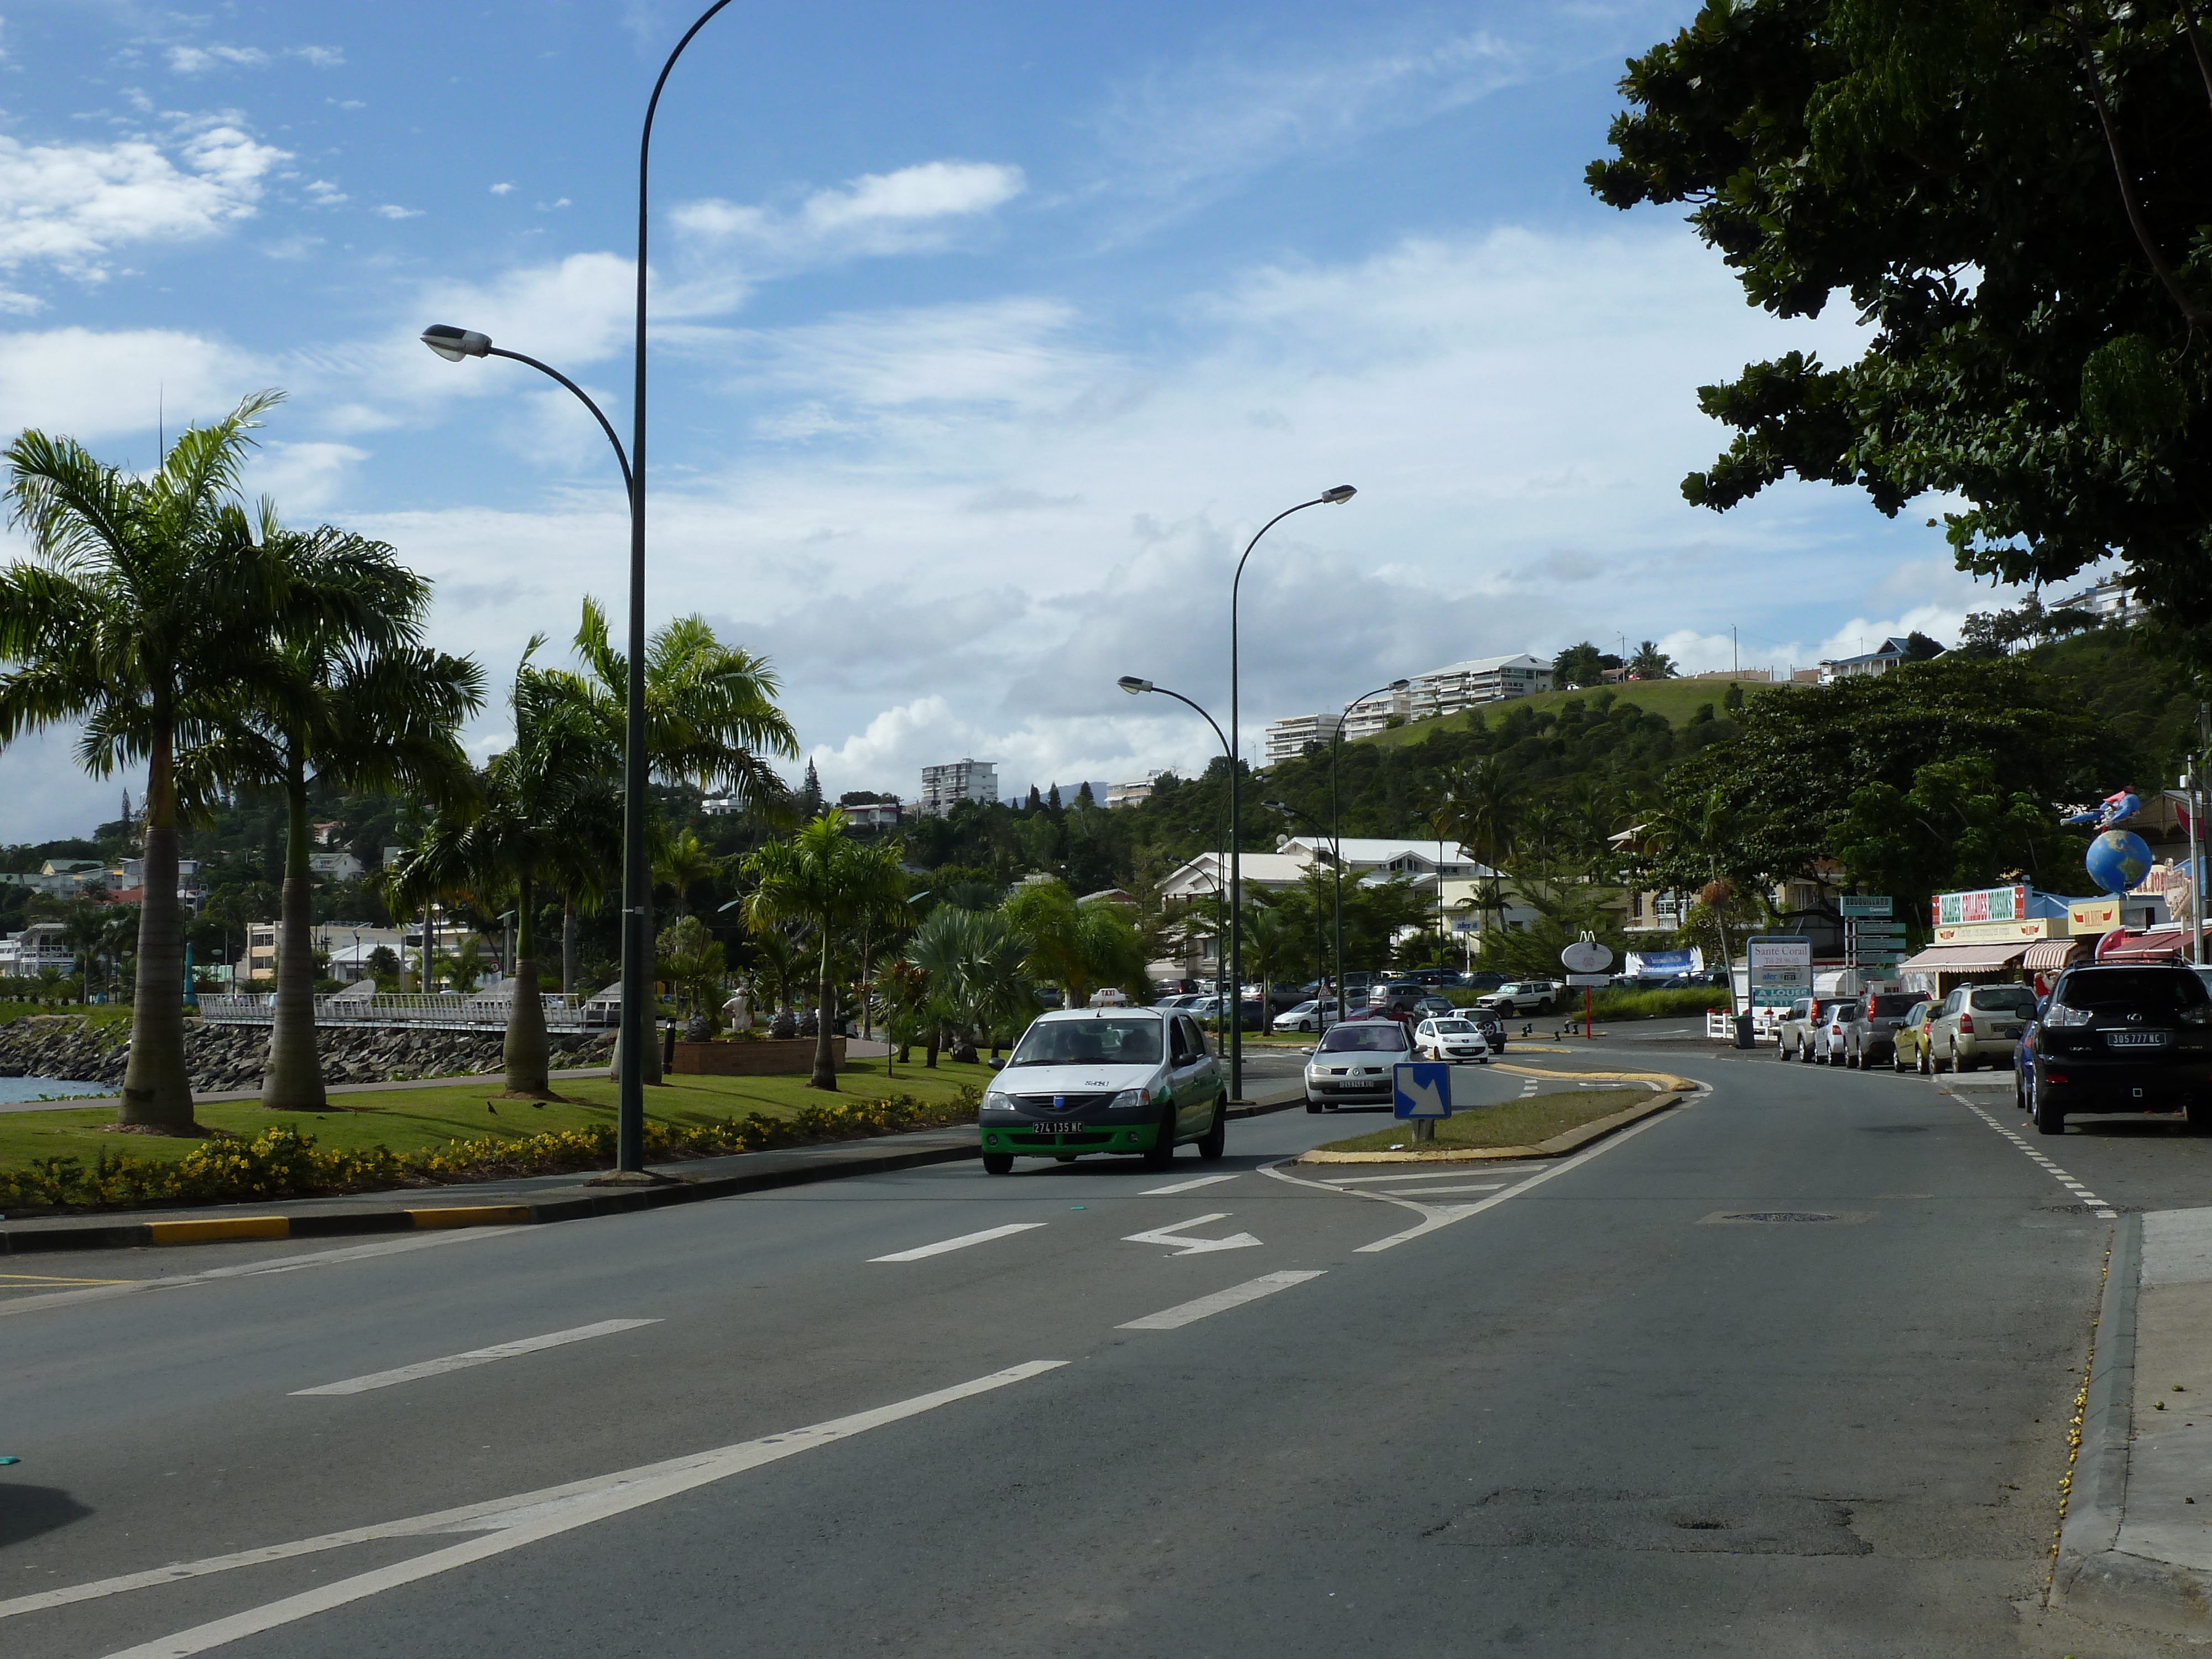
{"left": 1934, "top": 885, "right": 2028, "bottom": 926}
{"left": 1931, "top": 917, "right": 2068, "bottom": 945}
{"left": 2069, "top": 897, "right": 2124, "bottom": 934}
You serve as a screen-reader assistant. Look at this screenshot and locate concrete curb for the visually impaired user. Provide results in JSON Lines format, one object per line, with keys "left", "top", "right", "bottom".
{"left": 2050, "top": 1214, "right": 2212, "bottom": 1636}
{"left": 0, "top": 1140, "right": 978, "bottom": 1256}
{"left": 1297, "top": 1089, "right": 1686, "bottom": 1165}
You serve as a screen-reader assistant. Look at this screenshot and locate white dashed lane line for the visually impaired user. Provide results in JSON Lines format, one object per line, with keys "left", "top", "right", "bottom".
{"left": 1956, "top": 1098, "right": 2119, "bottom": 1218}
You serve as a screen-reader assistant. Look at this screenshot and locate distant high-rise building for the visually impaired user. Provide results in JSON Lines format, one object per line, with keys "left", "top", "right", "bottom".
{"left": 920, "top": 759, "right": 999, "bottom": 817}
{"left": 1341, "top": 654, "right": 1552, "bottom": 739}
{"left": 1263, "top": 712, "right": 1344, "bottom": 767}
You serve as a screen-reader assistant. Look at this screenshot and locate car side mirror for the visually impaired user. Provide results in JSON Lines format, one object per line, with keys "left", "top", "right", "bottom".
{"left": 987, "top": 1057, "right": 1004, "bottom": 1072}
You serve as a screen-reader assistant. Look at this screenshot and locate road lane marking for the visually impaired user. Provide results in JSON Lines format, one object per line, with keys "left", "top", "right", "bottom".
{"left": 0, "top": 1228, "right": 526, "bottom": 1320}
{"left": 290, "top": 1319, "right": 662, "bottom": 1396}
{"left": 1119, "top": 1213, "right": 1261, "bottom": 1256}
{"left": 1140, "top": 1172, "right": 1241, "bottom": 1196}
{"left": 1261, "top": 1089, "right": 1695, "bottom": 1253}
{"left": 1321, "top": 1167, "right": 1548, "bottom": 1186}
{"left": 1118, "top": 1270, "right": 1324, "bottom": 1331}
{"left": 1957, "top": 1101, "right": 2119, "bottom": 1218}
{"left": 0, "top": 1272, "right": 132, "bottom": 1287}
{"left": 75, "top": 1360, "right": 1067, "bottom": 1657}
{"left": 870, "top": 1222, "right": 1046, "bottom": 1262}
{"left": 1380, "top": 1182, "right": 1505, "bottom": 1197}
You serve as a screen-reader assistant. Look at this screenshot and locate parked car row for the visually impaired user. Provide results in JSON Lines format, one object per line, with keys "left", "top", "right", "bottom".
{"left": 1769, "top": 964, "right": 2212, "bottom": 1139}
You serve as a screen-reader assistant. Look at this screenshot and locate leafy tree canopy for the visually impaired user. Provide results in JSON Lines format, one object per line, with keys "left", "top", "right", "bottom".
{"left": 1591, "top": 0, "right": 2212, "bottom": 635}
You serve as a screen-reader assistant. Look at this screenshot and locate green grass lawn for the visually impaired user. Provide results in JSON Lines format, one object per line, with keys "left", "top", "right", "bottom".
{"left": 1352, "top": 676, "right": 1792, "bottom": 753}
{"left": 0, "top": 1003, "right": 132, "bottom": 1029}
{"left": 1313, "top": 1085, "right": 1658, "bottom": 1152}
{"left": 0, "top": 1057, "right": 995, "bottom": 1175}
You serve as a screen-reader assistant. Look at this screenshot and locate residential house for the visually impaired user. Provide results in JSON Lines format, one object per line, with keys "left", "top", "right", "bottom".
{"left": 0, "top": 921, "right": 76, "bottom": 976}
{"left": 1817, "top": 638, "right": 1912, "bottom": 682}
{"left": 1152, "top": 850, "right": 1316, "bottom": 985}
{"left": 309, "top": 850, "right": 365, "bottom": 883}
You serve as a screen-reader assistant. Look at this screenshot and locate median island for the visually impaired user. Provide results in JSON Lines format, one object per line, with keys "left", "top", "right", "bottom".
{"left": 1308, "top": 1084, "right": 1666, "bottom": 1157}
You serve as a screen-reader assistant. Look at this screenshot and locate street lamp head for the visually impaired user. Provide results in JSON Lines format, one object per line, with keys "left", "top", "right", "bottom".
{"left": 420, "top": 324, "right": 492, "bottom": 362}
{"left": 1319, "top": 484, "right": 1357, "bottom": 504}
{"left": 1117, "top": 675, "right": 1153, "bottom": 695}
{"left": 1389, "top": 677, "right": 1410, "bottom": 691}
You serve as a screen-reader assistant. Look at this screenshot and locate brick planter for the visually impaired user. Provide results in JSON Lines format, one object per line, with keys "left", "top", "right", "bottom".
{"left": 671, "top": 1037, "right": 845, "bottom": 1076}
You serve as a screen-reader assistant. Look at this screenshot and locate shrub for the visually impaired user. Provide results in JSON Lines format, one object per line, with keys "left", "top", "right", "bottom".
{"left": 0, "top": 1083, "right": 983, "bottom": 1213}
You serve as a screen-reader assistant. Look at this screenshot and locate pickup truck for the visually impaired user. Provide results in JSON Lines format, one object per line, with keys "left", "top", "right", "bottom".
{"left": 1475, "top": 980, "right": 1556, "bottom": 1016}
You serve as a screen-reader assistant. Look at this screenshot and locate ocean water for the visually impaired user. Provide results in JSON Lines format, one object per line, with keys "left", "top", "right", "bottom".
{"left": 0, "top": 1076, "right": 106, "bottom": 1103}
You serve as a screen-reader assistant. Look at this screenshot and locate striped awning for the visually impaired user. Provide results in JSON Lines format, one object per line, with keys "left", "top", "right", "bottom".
{"left": 2094, "top": 928, "right": 2192, "bottom": 964}
{"left": 2020, "top": 938, "right": 2091, "bottom": 973}
{"left": 1896, "top": 941, "right": 2032, "bottom": 973}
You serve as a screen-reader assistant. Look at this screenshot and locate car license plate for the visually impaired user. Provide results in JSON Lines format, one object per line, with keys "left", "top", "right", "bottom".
{"left": 1991, "top": 1024, "right": 2020, "bottom": 1037}
{"left": 2107, "top": 1031, "right": 2168, "bottom": 1048}
{"left": 1029, "top": 1121, "right": 1087, "bottom": 1133}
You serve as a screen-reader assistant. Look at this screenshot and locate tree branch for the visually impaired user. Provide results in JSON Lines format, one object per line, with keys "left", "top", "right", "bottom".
{"left": 2079, "top": 43, "right": 2212, "bottom": 329}
{"left": 2180, "top": 1, "right": 2212, "bottom": 112}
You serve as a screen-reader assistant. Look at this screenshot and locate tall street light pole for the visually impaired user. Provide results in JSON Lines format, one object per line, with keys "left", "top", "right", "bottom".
{"left": 1265, "top": 798, "right": 1333, "bottom": 1030}
{"left": 1119, "top": 676, "right": 1233, "bottom": 1024}
{"left": 1227, "top": 486, "right": 1354, "bottom": 1102}
{"left": 420, "top": 0, "right": 736, "bottom": 1173}
{"left": 1328, "top": 679, "right": 1407, "bottom": 1025}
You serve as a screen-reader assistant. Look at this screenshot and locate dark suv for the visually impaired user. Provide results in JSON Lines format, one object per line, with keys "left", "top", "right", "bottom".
{"left": 2021, "top": 965, "right": 2212, "bottom": 1134}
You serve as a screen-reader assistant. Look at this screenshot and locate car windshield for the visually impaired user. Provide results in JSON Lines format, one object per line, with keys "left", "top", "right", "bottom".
{"left": 1870, "top": 994, "right": 1924, "bottom": 1016}
{"left": 1318, "top": 1023, "right": 1410, "bottom": 1052}
{"left": 2054, "top": 970, "right": 2212, "bottom": 1016}
{"left": 1007, "top": 1017, "right": 1164, "bottom": 1067}
{"left": 1969, "top": 985, "right": 2039, "bottom": 1014}
{"left": 1431, "top": 1020, "right": 1474, "bottom": 1034}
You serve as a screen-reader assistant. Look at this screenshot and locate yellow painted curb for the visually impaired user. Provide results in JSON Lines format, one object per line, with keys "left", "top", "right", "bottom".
{"left": 1492, "top": 1064, "right": 1700, "bottom": 1091}
{"left": 1298, "top": 1091, "right": 1684, "bottom": 1165}
{"left": 143, "top": 1215, "right": 290, "bottom": 1244}
{"left": 407, "top": 1204, "right": 531, "bottom": 1229}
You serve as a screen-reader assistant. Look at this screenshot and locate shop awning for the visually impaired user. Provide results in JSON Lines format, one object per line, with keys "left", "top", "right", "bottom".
{"left": 2021, "top": 939, "right": 2090, "bottom": 973}
{"left": 1896, "top": 942, "right": 2033, "bottom": 973}
{"left": 2094, "top": 928, "right": 2192, "bottom": 964}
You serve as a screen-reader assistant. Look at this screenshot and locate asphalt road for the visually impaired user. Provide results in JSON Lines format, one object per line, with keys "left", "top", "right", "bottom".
{"left": 8, "top": 1039, "right": 2211, "bottom": 1656}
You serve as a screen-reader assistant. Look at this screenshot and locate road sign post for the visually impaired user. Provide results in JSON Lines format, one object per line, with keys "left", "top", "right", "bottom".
{"left": 1559, "top": 937, "right": 1614, "bottom": 1042}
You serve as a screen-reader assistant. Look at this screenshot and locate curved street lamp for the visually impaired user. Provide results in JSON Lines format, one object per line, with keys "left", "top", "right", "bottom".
{"left": 419, "top": 327, "right": 633, "bottom": 494}
{"left": 1119, "top": 675, "right": 1236, "bottom": 1026}
{"left": 416, "top": 1, "right": 737, "bottom": 1173}
{"left": 1225, "top": 486, "right": 1354, "bottom": 1103}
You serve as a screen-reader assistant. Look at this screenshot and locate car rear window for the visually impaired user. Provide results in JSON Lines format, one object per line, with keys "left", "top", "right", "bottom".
{"left": 1967, "top": 985, "right": 2038, "bottom": 1014}
{"left": 2054, "top": 970, "right": 2211, "bottom": 1015}
{"left": 1318, "top": 1022, "right": 1410, "bottom": 1052}
{"left": 1870, "top": 994, "right": 1924, "bottom": 1016}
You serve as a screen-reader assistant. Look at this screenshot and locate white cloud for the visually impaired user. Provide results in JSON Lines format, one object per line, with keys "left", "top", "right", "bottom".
{"left": 168, "top": 44, "right": 270, "bottom": 74}
{"left": 0, "top": 326, "right": 263, "bottom": 445}
{"left": 304, "top": 179, "right": 347, "bottom": 207}
{"left": 0, "top": 124, "right": 288, "bottom": 284}
{"left": 244, "top": 440, "right": 370, "bottom": 514}
{"left": 674, "top": 160, "right": 1024, "bottom": 269}
{"left": 289, "top": 46, "right": 345, "bottom": 68}
{"left": 374, "top": 204, "right": 422, "bottom": 220}
{"left": 489, "top": 182, "right": 515, "bottom": 196}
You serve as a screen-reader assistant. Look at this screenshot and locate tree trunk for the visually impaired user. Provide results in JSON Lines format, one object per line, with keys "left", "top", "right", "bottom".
{"left": 925, "top": 1025, "right": 940, "bottom": 1068}
{"left": 263, "top": 748, "right": 326, "bottom": 1109}
{"left": 561, "top": 896, "right": 575, "bottom": 997}
{"left": 119, "top": 706, "right": 194, "bottom": 1130}
{"left": 504, "top": 875, "right": 551, "bottom": 1095}
{"left": 808, "top": 930, "right": 838, "bottom": 1091}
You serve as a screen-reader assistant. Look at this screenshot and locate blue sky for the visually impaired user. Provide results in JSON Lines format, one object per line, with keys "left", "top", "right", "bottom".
{"left": 0, "top": 1, "right": 2015, "bottom": 838}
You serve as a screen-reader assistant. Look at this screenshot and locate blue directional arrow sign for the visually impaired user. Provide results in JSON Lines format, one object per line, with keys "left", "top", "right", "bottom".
{"left": 1394, "top": 1062, "right": 1453, "bottom": 1119}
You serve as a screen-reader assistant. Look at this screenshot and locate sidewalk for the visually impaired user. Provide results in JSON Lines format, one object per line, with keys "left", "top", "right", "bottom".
{"left": 2056, "top": 1207, "right": 2212, "bottom": 1636}
{"left": 0, "top": 1081, "right": 1306, "bottom": 1256}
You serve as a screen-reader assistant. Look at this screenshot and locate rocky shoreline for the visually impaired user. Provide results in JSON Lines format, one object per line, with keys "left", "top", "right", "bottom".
{"left": 0, "top": 1016, "right": 618, "bottom": 1094}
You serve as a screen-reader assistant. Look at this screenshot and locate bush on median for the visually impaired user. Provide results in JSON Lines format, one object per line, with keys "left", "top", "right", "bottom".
{"left": 0, "top": 1084, "right": 983, "bottom": 1212}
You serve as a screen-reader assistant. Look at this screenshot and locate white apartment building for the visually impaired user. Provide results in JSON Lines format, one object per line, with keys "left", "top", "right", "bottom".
{"left": 919, "top": 759, "right": 999, "bottom": 817}
{"left": 839, "top": 800, "right": 902, "bottom": 831}
{"left": 309, "top": 850, "right": 364, "bottom": 882}
{"left": 1106, "top": 774, "right": 1161, "bottom": 810}
{"left": 1342, "top": 654, "right": 1552, "bottom": 739}
{"left": 0, "top": 922, "right": 75, "bottom": 975}
{"left": 1262, "top": 712, "right": 1344, "bottom": 766}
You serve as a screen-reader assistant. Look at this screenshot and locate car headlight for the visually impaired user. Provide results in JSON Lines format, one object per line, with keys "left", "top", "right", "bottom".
{"left": 983, "top": 1088, "right": 1014, "bottom": 1110}
{"left": 1110, "top": 1088, "right": 1147, "bottom": 1110}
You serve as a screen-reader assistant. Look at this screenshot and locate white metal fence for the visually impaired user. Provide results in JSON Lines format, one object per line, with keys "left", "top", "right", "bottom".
{"left": 198, "top": 993, "right": 617, "bottom": 1033}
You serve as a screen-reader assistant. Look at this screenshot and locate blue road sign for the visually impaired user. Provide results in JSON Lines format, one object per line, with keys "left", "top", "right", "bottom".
{"left": 1394, "top": 1062, "right": 1453, "bottom": 1119}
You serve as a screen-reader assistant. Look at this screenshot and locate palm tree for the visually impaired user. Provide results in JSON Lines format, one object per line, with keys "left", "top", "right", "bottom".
{"left": 0, "top": 389, "right": 293, "bottom": 1129}
{"left": 1625, "top": 640, "right": 1678, "bottom": 681}
{"left": 239, "top": 521, "right": 483, "bottom": 1110}
{"left": 389, "top": 649, "right": 618, "bottom": 1097}
{"left": 1436, "top": 755, "right": 1519, "bottom": 938}
{"left": 653, "top": 826, "right": 721, "bottom": 918}
{"left": 907, "top": 904, "right": 1030, "bottom": 1062}
{"left": 1002, "top": 878, "right": 1148, "bottom": 1009}
{"left": 743, "top": 811, "right": 910, "bottom": 1089}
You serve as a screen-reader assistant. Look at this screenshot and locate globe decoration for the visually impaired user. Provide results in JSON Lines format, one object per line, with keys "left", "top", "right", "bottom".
{"left": 2086, "top": 830, "right": 2154, "bottom": 896}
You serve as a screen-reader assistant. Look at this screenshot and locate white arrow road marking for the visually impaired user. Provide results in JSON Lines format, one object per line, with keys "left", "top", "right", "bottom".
{"left": 1140, "top": 1172, "right": 1241, "bottom": 1196}
{"left": 290, "top": 1319, "right": 661, "bottom": 1396}
{"left": 1119, "top": 1212, "right": 1262, "bottom": 1256}
{"left": 1118, "top": 1270, "right": 1325, "bottom": 1331}
{"left": 1379, "top": 1182, "right": 1505, "bottom": 1197}
{"left": 1401, "top": 1074, "right": 1447, "bottom": 1116}
{"left": 870, "top": 1222, "right": 1046, "bottom": 1262}
{"left": 34, "top": 1361, "right": 1066, "bottom": 1652}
